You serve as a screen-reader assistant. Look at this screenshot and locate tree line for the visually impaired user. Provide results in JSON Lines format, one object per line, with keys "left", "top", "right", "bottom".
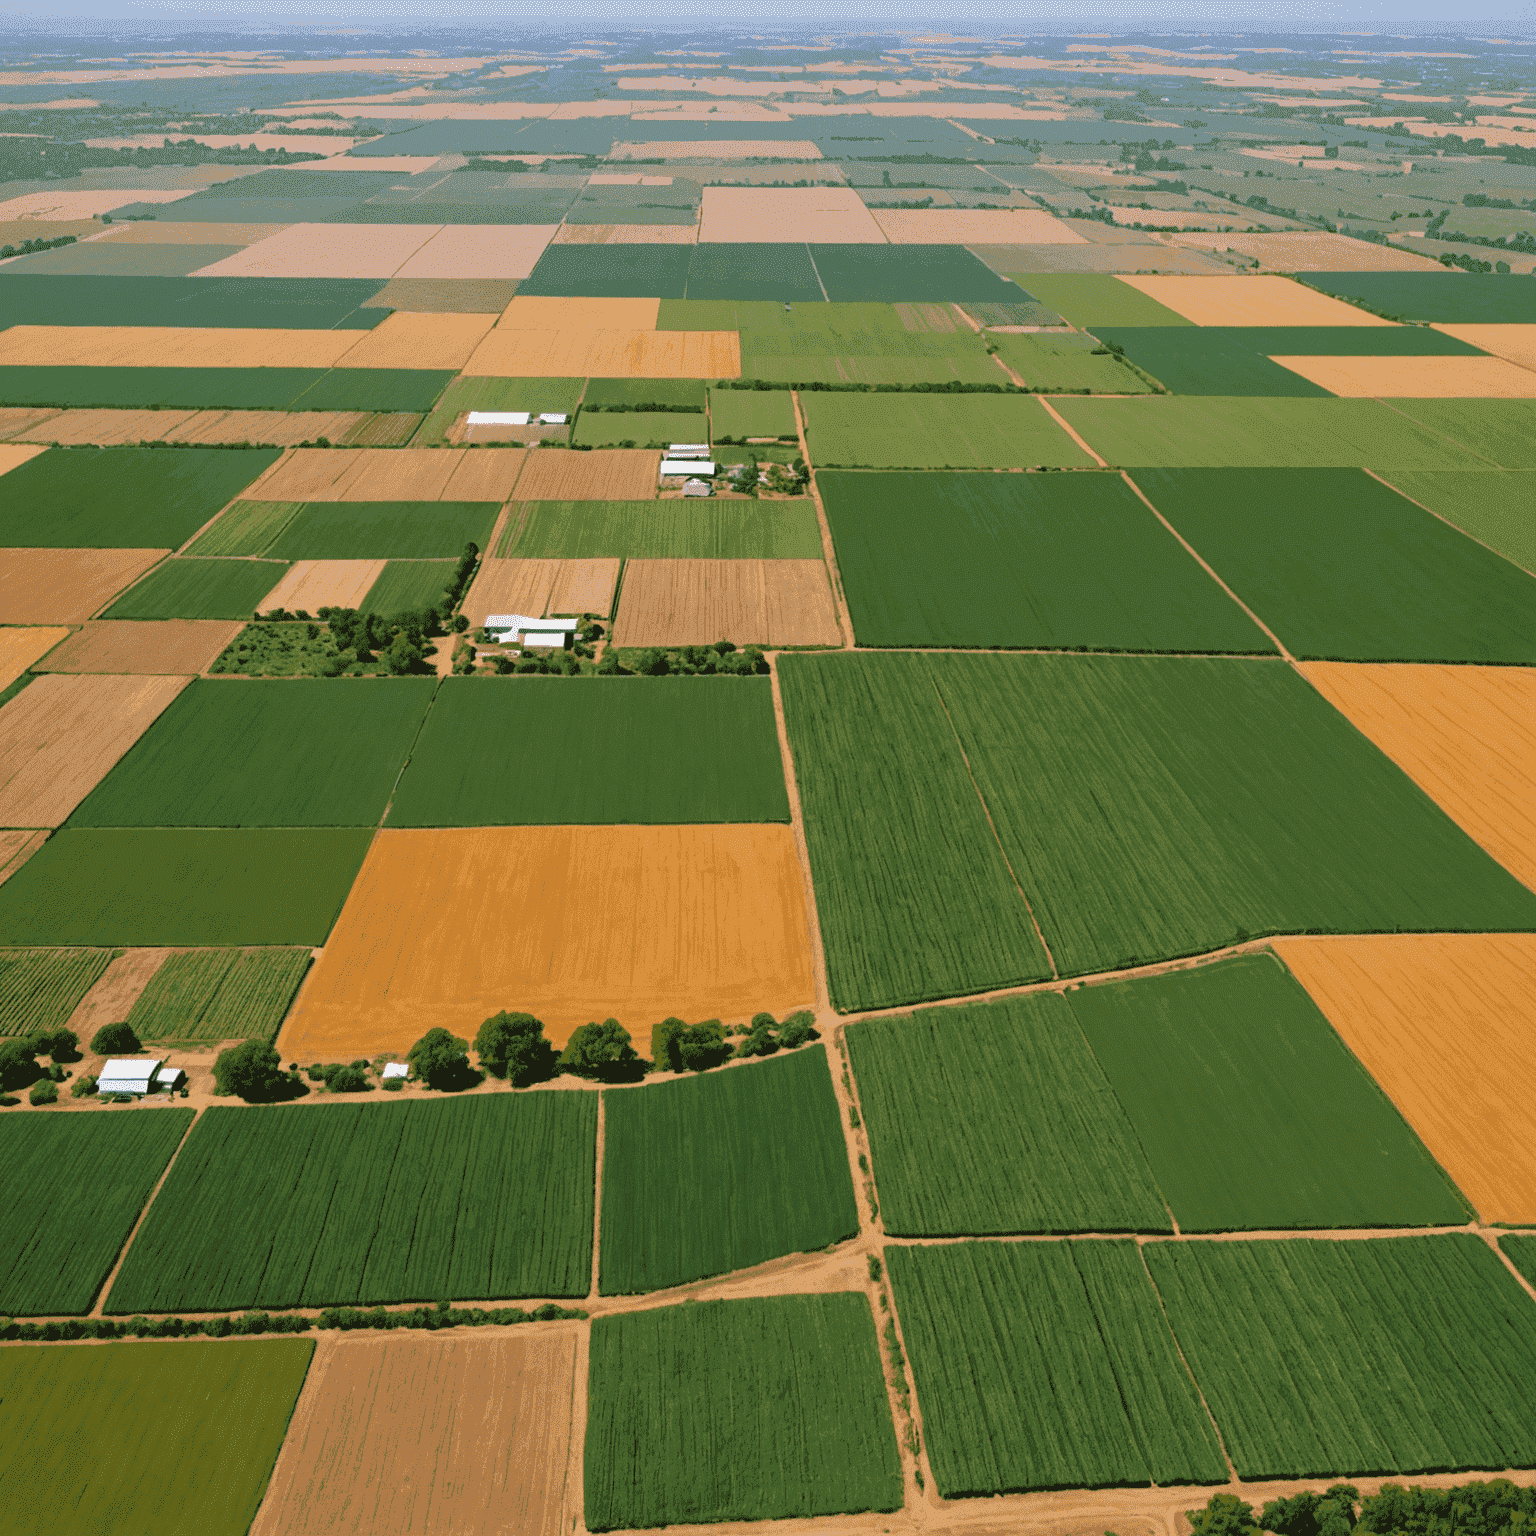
{"left": 1191, "top": 1481, "right": 1536, "bottom": 1536}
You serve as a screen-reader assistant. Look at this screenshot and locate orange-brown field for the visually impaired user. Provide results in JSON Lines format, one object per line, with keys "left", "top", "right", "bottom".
{"left": 0, "top": 407, "right": 63, "bottom": 441}
{"left": 250, "top": 1331, "right": 578, "bottom": 1536}
{"left": 700, "top": 185, "right": 883, "bottom": 242}
{"left": 0, "top": 671, "right": 191, "bottom": 826}
{"left": 613, "top": 558, "right": 843, "bottom": 647}
{"left": 245, "top": 447, "right": 525, "bottom": 503}
{"left": 392, "top": 224, "right": 559, "bottom": 280}
{"left": 34, "top": 619, "right": 242, "bottom": 675}
{"left": 464, "top": 327, "right": 739, "bottom": 379}
{"left": 0, "top": 442, "right": 47, "bottom": 478}
{"left": 11, "top": 408, "right": 374, "bottom": 449}
{"left": 1300, "top": 662, "right": 1536, "bottom": 889}
{"left": 0, "top": 624, "right": 70, "bottom": 688}
{"left": 510, "top": 449, "right": 658, "bottom": 502}
{"left": 332, "top": 311, "right": 497, "bottom": 371}
{"left": 1275, "top": 933, "right": 1536, "bottom": 1225}
{"left": 461, "top": 556, "right": 621, "bottom": 626}
{"left": 1116, "top": 273, "right": 1395, "bottom": 326}
{"left": 278, "top": 825, "right": 817, "bottom": 1059}
{"left": 1170, "top": 230, "right": 1444, "bottom": 271}
{"left": 0, "top": 325, "right": 368, "bottom": 369}
{"left": 190, "top": 222, "right": 439, "bottom": 280}
{"left": 258, "top": 560, "right": 387, "bottom": 614}
{"left": 1270, "top": 354, "right": 1536, "bottom": 397}
{"left": 872, "top": 208, "right": 1085, "bottom": 244}
{"left": 19, "top": 408, "right": 200, "bottom": 446}
{"left": 1430, "top": 323, "right": 1536, "bottom": 370}
{"left": 0, "top": 548, "right": 169, "bottom": 623}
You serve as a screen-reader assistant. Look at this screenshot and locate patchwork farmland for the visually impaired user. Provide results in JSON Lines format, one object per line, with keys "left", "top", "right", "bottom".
{"left": 1, "top": 24, "right": 1535, "bottom": 1536}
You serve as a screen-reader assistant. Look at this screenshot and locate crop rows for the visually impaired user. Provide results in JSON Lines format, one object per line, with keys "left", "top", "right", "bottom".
{"left": 126, "top": 948, "right": 313, "bottom": 1043}
{"left": 0, "top": 948, "right": 112, "bottom": 1033}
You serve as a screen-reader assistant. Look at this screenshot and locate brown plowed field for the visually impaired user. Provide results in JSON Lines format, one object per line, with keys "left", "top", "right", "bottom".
{"left": 333, "top": 311, "right": 498, "bottom": 371}
{"left": 0, "top": 443, "right": 47, "bottom": 478}
{"left": 163, "top": 410, "right": 368, "bottom": 446}
{"left": 1275, "top": 933, "right": 1536, "bottom": 1224}
{"left": 66, "top": 947, "right": 171, "bottom": 1035}
{"left": 0, "top": 671, "right": 191, "bottom": 827}
{"left": 1300, "top": 662, "right": 1536, "bottom": 889}
{"left": 247, "top": 447, "right": 516, "bottom": 503}
{"left": 700, "top": 186, "right": 883, "bottom": 242}
{"left": 464, "top": 328, "right": 739, "bottom": 379}
{"left": 258, "top": 560, "right": 387, "bottom": 614}
{"left": 21, "top": 408, "right": 201, "bottom": 446}
{"left": 1117, "top": 273, "right": 1396, "bottom": 326}
{"left": 510, "top": 449, "right": 659, "bottom": 502}
{"left": 0, "top": 325, "right": 368, "bottom": 369}
{"left": 0, "top": 828, "right": 47, "bottom": 888}
{"left": 439, "top": 448, "right": 527, "bottom": 503}
{"left": 35, "top": 619, "right": 242, "bottom": 675}
{"left": 461, "top": 556, "right": 620, "bottom": 626}
{"left": 250, "top": 1331, "right": 578, "bottom": 1536}
{"left": 0, "top": 548, "right": 169, "bottom": 624}
{"left": 498, "top": 295, "right": 660, "bottom": 329}
{"left": 0, "top": 407, "right": 61, "bottom": 441}
{"left": 553, "top": 223, "right": 697, "bottom": 244}
{"left": 1271, "top": 354, "right": 1536, "bottom": 397}
{"left": 363, "top": 277, "right": 521, "bottom": 314}
{"left": 0, "top": 626, "right": 71, "bottom": 688}
{"left": 613, "top": 558, "right": 842, "bottom": 647}
{"left": 278, "top": 825, "right": 817, "bottom": 1059}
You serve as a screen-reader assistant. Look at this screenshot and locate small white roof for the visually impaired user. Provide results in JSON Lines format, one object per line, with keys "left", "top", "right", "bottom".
{"left": 101, "top": 1058, "right": 160, "bottom": 1082}
{"left": 668, "top": 443, "right": 710, "bottom": 456}
{"left": 467, "top": 410, "right": 530, "bottom": 426}
{"left": 381, "top": 1062, "right": 408, "bottom": 1079}
{"left": 539, "top": 412, "right": 568, "bottom": 425}
{"left": 522, "top": 630, "right": 566, "bottom": 647}
{"left": 486, "top": 613, "right": 579, "bottom": 633}
{"left": 661, "top": 459, "right": 715, "bottom": 477}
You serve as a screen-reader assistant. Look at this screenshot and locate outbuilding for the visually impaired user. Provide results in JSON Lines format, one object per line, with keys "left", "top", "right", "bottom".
{"left": 660, "top": 458, "right": 716, "bottom": 478}
{"left": 97, "top": 1058, "right": 161, "bottom": 1097}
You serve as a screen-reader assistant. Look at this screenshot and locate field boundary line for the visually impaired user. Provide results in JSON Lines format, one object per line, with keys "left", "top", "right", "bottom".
{"left": 1036, "top": 393, "right": 1107, "bottom": 466}
{"left": 589, "top": 1091, "right": 605, "bottom": 1302}
{"left": 564, "top": 1316, "right": 592, "bottom": 1536}
{"left": 882, "top": 1220, "right": 1486, "bottom": 1250}
{"left": 88, "top": 1104, "right": 203, "bottom": 1318}
{"left": 1362, "top": 465, "right": 1536, "bottom": 576}
{"left": 373, "top": 674, "right": 442, "bottom": 831}
{"left": 806, "top": 243, "right": 831, "bottom": 302}
{"left": 793, "top": 388, "right": 855, "bottom": 648}
{"left": 829, "top": 1028, "right": 883, "bottom": 1236}
{"left": 1483, "top": 1229, "right": 1536, "bottom": 1309}
{"left": 1117, "top": 470, "right": 1296, "bottom": 664}
{"left": 1373, "top": 396, "right": 1503, "bottom": 468}
{"left": 929, "top": 678, "right": 1058, "bottom": 980}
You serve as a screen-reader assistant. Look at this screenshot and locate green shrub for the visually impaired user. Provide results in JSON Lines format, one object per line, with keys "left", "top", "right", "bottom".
{"left": 28, "top": 1078, "right": 58, "bottom": 1106}
{"left": 90, "top": 1021, "right": 140, "bottom": 1055}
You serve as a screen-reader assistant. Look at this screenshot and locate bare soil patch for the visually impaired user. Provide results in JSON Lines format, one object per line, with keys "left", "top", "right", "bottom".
{"left": 1170, "top": 230, "right": 1443, "bottom": 272}
{"left": 34, "top": 619, "right": 242, "bottom": 675}
{"left": 553, "top": 223, "right": 697, "bottom": 244}
{"left": 1116, "top": 273, "right": 1395, "bottom": 326}
{"left": 498, "top": 296, "right": 660, "bottom": 330}
{"left": 258, "top": 560, "right": 387, "bottom": 614}
{"left": 511, "top": 449, "right": 659, "bottom": 502}
{"left": 334, "top": 311, "right": 498, "bottom": 371}
{"left": 0, "top": 625, "right": 71, "bottom": 688}
{"left": 0, "top": 407, "right": 62, "bottom": 441}
{"left": 394, "top": 224, "right": 558, "bottom": 281}
{"left": 461, "top": 556, "right": 620, "bottom": 626}
{"left": 613, "top": 558, "right": 841, "bottom": 647}
{"left": 0, "top": 325, "right": 367, "bottom": 369}
{"left": 191, "top": 222, "right": 439, "bottom": 280}
{"left": 466, "top": 328, "right": 737, "bottom": 378}
{"left": 66, "top": 947, "right": 172, "bottom": 1037}
{"left": 162, "top": 410, "right": 369, "bottom": 447}
{"left": 0, "top": 549, "right": 168, "bottom": 624}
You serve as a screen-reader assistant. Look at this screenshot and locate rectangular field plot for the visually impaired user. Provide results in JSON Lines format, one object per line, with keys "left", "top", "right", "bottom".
{"left": 103, "top": 558, "right": 291, "bottom": 620}
{"left": 812, "top": 243, "right": 1029, "bottom": 302}
{"left": 36, "top": 620, "right": 244, "bottom": 675}
{"left": 0, "top": 548, "right": 167, "bottom": 624}
{"left": 278, "top": 826, "right": 816, "bottom": 1060}
{"left": 1299, "top": 271, "right": 1536, "bottom": 323}
{"left": 460, "top": 556, "right": 620, "bottom": 625}
{"left": 71, "top": 678, "right": 435, "bottom": 828}
{"left": 1271, "top": 354, "right": 1536, "bottom": 398}
{"left": 1378, "top": 470, "right": 1536, "bottom": 573}
{"left": 0, "top": 947, "right": 112, "bottom": 1032}
{"left": 888, "top": 1241, "right": 1227, "bottom": 1497}
{"left": 1146, "top": 1236, "right": 1536, "bottom": 1480}
{"left": 1070, "top": 954, "right": 1470, "bottom": 1231}
{"left": 582, "top": 378, "right": 706, "bottom": 411}
{"left": 989, "top": 331, "right": 1156, "bottom": 393}
{"left": 0, "top": 445, "right": 281, "bottom": 548}
{"left": 1119, "top": 274, "right": 1394, "bottom": 327}
{"left": 510, "top": 450, "right": 659, "bottom": 502}
{"left": 0, "top": 829, "right": 371, "bottom": 945}
{"left": 0, "top": 1340, "right": 314, "bottom": 1536}
{"left": 709, "top": 388, "right": 798, "bottom": 440}
{"left": 0, "top": 1111, "right": 193, "bottom": 1314}
{"left": 1276, "top": 934, "right": 1536, "bottom": 1226}
{"left": 818, "top": 470, "right": 1270, "bottom": 651}
{"left": 107, "top": 1093, "right": 596, "bottom": 1312}
{"left": 1093, "top": 328, "right": 1334, "bottom": 396}
{"left": 250, "top": 1332, "right": 579, "bottom": 1536}
{"left": 506, "top": 498, "right": 823, "bottom": 558}
{"left": 584, "top": 1294, "right": 901, "bottom": 1531}
{"left": 258, "top": 559, "right": 385, "bottom": 615}
{"left": 1386, "top": 399, "right": 1536, "bottom": 470}
{"left": 1002, "top": 273, "right": 1195, "bottom": 328}
{"left": 125, "top": 947, "right": 312, "bottom": 1043}
{"left": 516, "top": 243, "right": 692, "bottom": 298}
{"left": 387, "top": 677, "right": 789, "bottom": 826}
{"left": 801, "top": 391, "right": 1095, "bottom": 468}
{"left": 1130, "top": 468, "right": 1536, "bottom": 663}
{"left": 612, "top": 558, "right": 842, "bottom": 647}
{"left": 847, "top": 995, "right": 1170, "bottom": 1235}
{"left": 601, "top": 1046, "right": 857, "bottom": 1294}
{"left": 264, "top": 501, "right": 500, "bottom": 560}
{"left": 573, "top": 409, "right": 708, "bottom": 448}
{"left": 359, "top": 560, "right": 457, "bottom": 615}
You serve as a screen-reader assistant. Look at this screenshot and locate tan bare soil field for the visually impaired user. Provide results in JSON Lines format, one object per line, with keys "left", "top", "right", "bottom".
{"left": 1300, "top": 661, "right": 1536, "bottom": 888}
{"left": 100, "top": 220, "right": 285, "bottom": 246}
{"left": 0, "top": 407, "right": 62, "bottom": 441}
{"left": 362, "top": 276, "right": 520, "bottom": 314}
{"left": 701, "top": 185, "right": 884, "bottom": 242}
{"left": 250, "top": 1332, "right": 578, "bottom": 1536}
{"left": 1170, "top": 230, "right": 1444, "bottom": 271}
{"left": 35, "top": 619, "right": 242, "bottom": 674}
{"left": 278, "top": 825, "right": 817, "bottom": 1057}
{"left": 66, "top": 947, "right": 171, "bottom": 1036}
{"left": 162, "top": 409, "right": 369, "bottom": 446}
{"left": 511, "top": 449, "right": 659, "bottom": 501}
{"left": 0, "top": 188, "right": 195, "bottom": 220}
{"left": 0, "top": 827, "right": 46, "bottom": 888}
{"left": 498, "top": 296, "right": 660, "bottom": 329}
{"left": 0, "top": 671, "right": 191, "bottom": 827}
{"left": 1271, "top": 353, "right": 1536, "bottom": 396}
{"left": 1428, "top": 323, "right": 1536, "bottom": 372}
{"left": 553, "top": 223, "right": 697, "bottom": 244}
{"left": 466, "top": 327, "right": 738, "bottom": 378}
{"left": 344, "top": 413, "right": 423, "bottom": 447}
{"left": 873, "top": 208, "right": 1086, "bottom": 244}
{"left": 0, "top": 443, "right": 47, "bottom": 477}
{"left": 243, "top": 448, "right": 366, "bottom": 502}
{"left": 394, "top": 224, "right": 559, "bottom": 280}
{"left": 0, "top": 626, "right": 69, "bottom": 688}
{"left": 0, "top": 326, "right": 368, "bottom": 369}
{"left": 247, "top": 447, "right": 509, "bottom": 503}
{"left": 21, "top": 408, "right": 201, "bottom": 446}
{"left": 342, "top": 449, "right": 461, "bottom": 502}
{"left": 613, "top": 138, "right": 824, "bottom": 158}
{"left": 333, "top": 311, "right": 497, "bottom": 371}
{"left": 190, "top": 222, "right": 439, "bottom": 280}
{"left": 461, "top": 556, "right": 620, "bottom": 625}
{"left": 439, "top": 447, "right": 528, "bottom": 502}
{"left": 1275, "top": 933, "right": 1536, "bottom": 1224}
{"left": 0, "top": 548, "right": 168, "bottom": 624}
{"left": 258, "top": 560, "right": 387, "bottom": 614}
{"left": 614, "top": 558, "right": 842, "bottom": 647}
{"left": 1117, "top": 273, "right": 1396, "bottom": 326}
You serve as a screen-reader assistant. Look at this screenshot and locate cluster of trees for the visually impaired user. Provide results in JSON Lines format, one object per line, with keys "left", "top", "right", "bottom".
{"left": 651, "top": 1010, "right": 816, "bottom": 1073}
{"left": 604, "top": 641, "right": 768, "bottom": 677}
{"left": 305, "top": 1060, "right": 371, "bottom": 1093}
{"left": 0, "top": 137, "right": 321, "bottom": 185}
{"left": 0, "top": 1027, "right": 80, "bottom": 1105}
{"left": 1191, "top": 1482, "right": 1536, "bottom": 1536}
{"left": 0, "top": 234, "right": 77, "bottom": 259}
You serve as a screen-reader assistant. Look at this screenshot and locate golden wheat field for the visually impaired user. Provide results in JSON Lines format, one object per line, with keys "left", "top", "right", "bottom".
{"left": 460, "top": 556, "right": 621, "bottom": 625}
{"left": 1116, "top": 273, "right": 1396, "bottom": 326}
{"left": 464, "top": 327, "right": 739, "bottom": 378}
{"left": 0, "top": 548, "right": 169, "bottom": 624}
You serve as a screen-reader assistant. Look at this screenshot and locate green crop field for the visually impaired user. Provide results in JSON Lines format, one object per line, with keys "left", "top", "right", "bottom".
{"left": 817, "top": 469, "right": 1271, "bottom": 651}
{"left": 989, "top": 331, "right": 1157, "bottom": 393}
{"left": 710, "top": 388, "right": 798, "bottom": 440}
{"left": 1146, "top": 1236, "right": 1536, "bottom": 1480}
{"left": 777, "top": 653, "right": 1053, "bottom": 1011}
{"left": 801, "top": 392, "right": 1096, "bottom": 468}
{"left": 1387, "top": 400, "right": 1536, "bottom": 470}
{"left": 359, "top": 559, "right": 456, "bottom": 613}
{"left": 0, "top": 365, "right": 325, "bottom": 410}
{"left": 1500, "top": 1235, "right": 1536, "bottom": 1286}
{"left": 846, "top": 995, "right": 1170, "bottom": 1234}
{"left": 1130, "top": 468, "right": 1536, "bottom": 662}
{"left": 288, "top": 369, "right": 455, "bottom": 413}
{"left": 1053, "top": 397, "right": 1495, "bottom": 469}
{"left": 0, "top": 274, "right": 386, "bottom": 330}
{"left": 102, "top": 558, "right": 289, "bottom": 620}
{"left": 0, "top": 446, "right": 282, "bottom": 548}
{"left": 1093, "top": 328, "right": 1332, "bottom": 396}
{"left": 0, "top": 829, "right": 372, "bottom": 946}
{"left": 1378, "top": 470, "right": 1536, "bottom": 573}
{"left": 386, "top": 676, "right": 789, "bottom": 825}
{"left": 106, "top": 1093, "right": 596, "bottom": 1312}
{"left": 414, "top": 376, "right": 584, "bottom": 443}
{"left": 1070, "top": 954, "right": 1471, "bottom": 1230}
{"left": 0, "top": 1339, "right": 314, "bottom": 1536}
{"left": 1002, "top": 273, "right": 1194, "bottom": 328}
{"left": 264, "top": 500, "right": 500, "bottom": 560}
{"left": 125, "top": 948, "right": 312, "bottom": 1043}
{"left": 888, "top": 1240, "right": 1228, "bottom": 1496}
{"left": 573, "top": 409, "right": 708, "bottom": 447}
{"left": 600, "top": 1046, "right": 857, "bottom": 1294}
{"left": 584, "top": 378, "right": 706, "bottom": 411}
{"left": 505, "top": 497, "right": 824, "bottom": 558}
{"left": 71, "top": 678, "right": 436, "bottom": 828}
{"left": 182, "top": 502, "right": 304, "bottom": 558}
{"left": 1298, "top": 271, "right": 1536, "bottom": 323}
{"left": 743, "top": 350, "right": 1003, "bottom": 387}
{"left": 520, "top": 244, "right": 692, "bottom": 298}
{"left": 811, "top": 243, "right": 1026, "bottom": 302}
{"left": 0, "top": 1111, "right": 194, "bottom": 1314}
{"left": 0, "top": 947, "right": 112, "bottom": 1032}
{"left": 584, "top": 1293, "right": 902, "bottom": 1530}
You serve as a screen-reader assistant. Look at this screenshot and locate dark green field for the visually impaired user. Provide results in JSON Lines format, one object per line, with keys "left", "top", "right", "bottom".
{"left": 264, "top": 500, "right": 500, "bottom": 560}
{"left": 386, "top": 676, "right": 789, "bottom": 825}
{"left": 358, "top": 560, "right": 456, "bottom": 613}
{"left": 0, "top": 365, "right": 324, "bottom": 410}
{"left": 287, "top": 369, "right": 455, "bottom": 413}
{"left": 1093, "top": 329, "right": 1333, "bottom": 395}
{"left": 0, "top": 273, "right": 387, "bottom": 329}
{"left": 505, "top": 498, "right": 824, "bottom": 558}
{"left": 1299, "top": 271, "right": 1536, "bottom": 323}
{"left": 102, "top": 558, "right": 289, "bottom": 620}
{"left": 583, "top": 378, "right": 706, "bottom": 411}
{"left": 1370, "top": 470, "right": 1536, "bottom": 573}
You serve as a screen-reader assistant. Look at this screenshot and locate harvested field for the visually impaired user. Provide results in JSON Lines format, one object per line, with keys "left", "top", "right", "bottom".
{"left": 511, "top": 449, "right": 658, "bottom": 501}
{"left": 613, "top": 558, "right": 842, "bottom": 647}
{"left": 243, "top": 449, "right": 369, "bottom": 502}
{"left": 257, "top": 560, "right": 388, "bottom": 614}
{"left": 344, "top": 412, "right": 422, "bottom": 447}
{"left": 1275, "top": 932, "right": 1536, "bottom": 1224}
{"left": 192, "top": 222, "right": 438, "bottom": 279}
{"left": 1431, "top": 323, "right": 1536, "bottom": 371}
{"left": 498, "top": 296, "right": 661, "bottom": 330}
{"left": 1270, "top": 353, "right": 1536, "bottom": 397}
{"left": 336, "top": 450, "right": 460, "bottom": 502}
{"left": 0, "top": 325, "right": 368, "bottom": 370}
{"left": 0, "top": 672, "right": 191, "bottom": 827}
{"left": 0, "top": 407, "right": 62, "bottom": 441}
{"left": 333, "top": 311, "right": 497, "bottom": 371}
{"left": 461, "top": 556, "right": 621, "bottom": 625}
{"left": 363, "top": 276, "right": 521, "bottom": 313}
{"left": 1116, "top": 274, "right": 1397, "bottom": 326}
{"left": 247, "top": 446, "right": 525, "bottom": 504}
{"left": 701, "top": 186, "right": 884, "bottom": 242}
{"left": 0, "top": 443, "right": 46, "bottom": 477}
{"left": 0, "top": 549, "right": 169, "bottom": 623}
{"left": 439, "top": 447, "right": 527, "bottom": 501}
{"left": 101, "top": 220, "right": 286, "bottom": 246}
{"left": 0, "top": 829, "right": 45, "bottom": 888}
{"left": 873, "top": 208, "right": 1085, "bottom": 243}
{"left": 0, "top": 188, "right": 196, "bottom": 219}
{"left": 553, "top": 222, "right": 696, "bottom": 244}
{"left": 278, "top": 825, "right": 816, "bottom": 1057}
{"left": 1170, "top": 230, "right": 1444, "bottom": 272}
{"left": 161, "top": 409, "right": 369, "bottom": 447}
{"left": 463, "top": 328, "right": 739, "bottom": 378}
{"left": 64, "top": 946, "right": 169, "bottom": 1037}
{"left": 0, "top": 625, "right": 69, "bottom": 688}
{"left": 34, "top": 619, "right": 242, "bottom": 675}
{"left": 17, "top": 407, "right": 199, "bottom": 446}
{"left": 1300, "top": 662, "right": 1536, "bottom": 888}
{"left": 392, "top": 224, "right": 559, "bottom": 280}
{"left": 250, "top": 1333, "right": 579, "bottom": 1536}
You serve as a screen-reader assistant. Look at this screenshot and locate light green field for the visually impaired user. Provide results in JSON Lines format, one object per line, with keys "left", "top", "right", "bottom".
{"left": 504, "top": 498, "right": 824, "bottom": 558}
{"left": 1004, "top": 273, "right": 1194, "bottom": 329}
{"left": 1376, "top": 469, "right": 1536, "bottom": 573}
{"left": 990, "top": 332, "right": 1156, "bottom": 394}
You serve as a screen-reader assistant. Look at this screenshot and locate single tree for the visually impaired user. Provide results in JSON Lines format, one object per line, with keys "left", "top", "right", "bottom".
{"left": 408, "top": 1027, "right": 475, "bottom": 1090}
{"left": 28, "top": 1078, "right": 57, "bottom": 1106}
{"left": 0, "top": 1038, "right": 39, "bottom": 1091}
{"left": 213, "top": 1040, "right": 288, "bottom": 1102}
{"left": 474, "top": 1012, "right": 553, "bottom": 1086}
{"left": 558, "top": 1019, "right": 639, "bottom": 1081}
{"left": 649, "top": 1016, "right": 687, "bottom": 1073}
{"left": 90, "top": 1021, "right": 140, "bottom": 1056}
